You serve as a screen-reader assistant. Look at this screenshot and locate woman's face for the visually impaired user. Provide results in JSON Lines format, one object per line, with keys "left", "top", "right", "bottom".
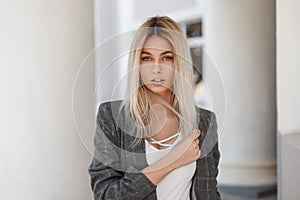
{"left": 139, "top": 36, "right": 175, "bottom": 97}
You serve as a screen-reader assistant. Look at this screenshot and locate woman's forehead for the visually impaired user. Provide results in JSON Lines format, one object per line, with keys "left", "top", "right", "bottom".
{"left": 142, "top": 36, "right": 173, "bottom": 52}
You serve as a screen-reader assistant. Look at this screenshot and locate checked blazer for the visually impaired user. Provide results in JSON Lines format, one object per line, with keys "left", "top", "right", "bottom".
{"left": 88, "top": 100, "right": 221, "bottom": 200}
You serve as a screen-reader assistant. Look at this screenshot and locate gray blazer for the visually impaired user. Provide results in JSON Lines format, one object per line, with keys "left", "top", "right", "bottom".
{"left": 88, "top": 100, "right": 221, "bottom": 200}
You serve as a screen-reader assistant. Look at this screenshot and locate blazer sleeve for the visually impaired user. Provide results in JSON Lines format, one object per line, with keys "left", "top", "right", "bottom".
{"left": 88, "top": 102, "right": 156, "bottom": 200}
{"left": 194, "top": 110, "right": 221, "bottom": 200}
{"left": 210, "top": 112, "right": 221, "bottom": 199}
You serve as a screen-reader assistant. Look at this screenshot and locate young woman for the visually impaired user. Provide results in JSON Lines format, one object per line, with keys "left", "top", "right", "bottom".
{"left": 89, "top": 16, "right": 221, "bottom": 200}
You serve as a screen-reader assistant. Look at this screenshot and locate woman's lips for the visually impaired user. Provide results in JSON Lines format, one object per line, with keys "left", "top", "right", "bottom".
{"left": 150, "top": 79, "right": 164, "bottom": 86}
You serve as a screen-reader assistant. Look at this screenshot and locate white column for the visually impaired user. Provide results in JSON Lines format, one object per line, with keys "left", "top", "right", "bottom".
{"left": 277, "top": 0, "right": 300, "bottom": 198}
{"left": 204, "top": 0, "right": 276, "bottom": 186}
{"left": 0, "top": 0, "right": 94, "bottom": 199}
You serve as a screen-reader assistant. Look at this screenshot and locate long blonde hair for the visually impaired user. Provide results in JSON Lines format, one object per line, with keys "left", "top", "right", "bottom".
{"left": 121, "top": 16, "right": 197, "bottom": 146}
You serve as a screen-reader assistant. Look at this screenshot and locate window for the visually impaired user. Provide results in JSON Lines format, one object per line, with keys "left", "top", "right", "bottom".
{"left": 180, "top": 19, "right": 203, "bottom": 85}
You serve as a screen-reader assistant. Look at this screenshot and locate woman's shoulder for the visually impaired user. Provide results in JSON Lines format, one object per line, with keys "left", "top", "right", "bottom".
{"left": 195, "top": 105, "right": 216, "bottom": 122}
{"left": 96, "top": 100, "right": 123, "bottom": 115}
{"left": 194, "top": 105, "right": 217, "bottom": 135}
{"left": 97, "top": 99, "right": 123, "bottom": 109}
{"left": 194, "top": 105, "right": 219, "bottom": 158}
{"left": 97, "top": 101, "right": 216, "bottom": 121}
{"left": 95, "top": 100, "right": 125, "bottom": 131}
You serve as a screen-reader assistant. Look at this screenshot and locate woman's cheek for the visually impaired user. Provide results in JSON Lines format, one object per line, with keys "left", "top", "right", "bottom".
{"left": 139, "top": 68, "right": 148, "bottom": 84}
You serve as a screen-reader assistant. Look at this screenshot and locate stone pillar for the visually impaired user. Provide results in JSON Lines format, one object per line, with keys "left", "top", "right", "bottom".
{"left": 277, "top": 0, "right": 300, "bottom": 198}
{"left": 204, "top": 0, "right": 276, "bottom": 187}
{"left": 0, "top": 0, "right": 94, "bottom": 199}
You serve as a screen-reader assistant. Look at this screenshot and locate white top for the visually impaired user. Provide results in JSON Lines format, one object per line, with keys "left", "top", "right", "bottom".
{"left": 145, "top": 132, "right": 196, "bottom": 200}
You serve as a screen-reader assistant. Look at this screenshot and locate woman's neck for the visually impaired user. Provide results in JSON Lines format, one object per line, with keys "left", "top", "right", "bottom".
{"left": 148, "top": 90, "right": 176, "bottom": 118}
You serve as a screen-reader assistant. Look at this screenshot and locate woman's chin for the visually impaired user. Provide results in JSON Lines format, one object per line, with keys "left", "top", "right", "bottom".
{"left": 146, "top": 85, "right": 172, "bottom": 95}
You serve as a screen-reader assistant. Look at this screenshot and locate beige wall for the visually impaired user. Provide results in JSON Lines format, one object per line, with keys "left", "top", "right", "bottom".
{"left": 277, "top": 0, "right": 300, "bottom": 199}
{"left": 277, "top": 0, "right": 300, "bottom": 135}
{"left": 0, "top": 0, "right": 94, "bottom": 199}
{"left": 132, "top": 0, "right": 197, "bottom": 20}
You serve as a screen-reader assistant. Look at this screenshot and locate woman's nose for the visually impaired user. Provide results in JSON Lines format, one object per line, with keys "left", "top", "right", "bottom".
{"left": 152, "top": 63, "right": 161, "bottom": 74}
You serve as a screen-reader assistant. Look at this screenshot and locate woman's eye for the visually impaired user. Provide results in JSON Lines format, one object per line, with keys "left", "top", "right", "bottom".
{"left": 163, "top": 56, "right": 173, "bottom": 61}
{"left": 142, "top": 56, "right": 152, "bottom": 61}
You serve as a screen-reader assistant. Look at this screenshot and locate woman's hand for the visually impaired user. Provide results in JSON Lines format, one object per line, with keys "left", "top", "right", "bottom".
{"left": 167, "top": 129, "right": 201, "bottom": 170}
{"left": 141, "top": 129, "right": 201, "bottom": 186}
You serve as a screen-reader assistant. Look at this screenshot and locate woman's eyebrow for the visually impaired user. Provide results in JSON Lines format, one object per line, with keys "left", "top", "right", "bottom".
{"left": 141, "top": 50, "right": 173, "bottom": 55}
{"left": 161, "top": 51, "right": 173, "bottom": 55}
{"left": 141, "top": 51, "right": 152, "bottom": 55}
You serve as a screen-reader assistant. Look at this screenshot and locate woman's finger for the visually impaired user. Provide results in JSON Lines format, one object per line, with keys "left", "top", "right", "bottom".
{"left": 193, "top": 129, "right": 201, "bottom": 139}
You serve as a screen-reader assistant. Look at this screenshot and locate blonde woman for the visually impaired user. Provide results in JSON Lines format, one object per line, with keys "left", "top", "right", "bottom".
{"left": 89, "top": 16, "right": 221, "bottom": 200}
